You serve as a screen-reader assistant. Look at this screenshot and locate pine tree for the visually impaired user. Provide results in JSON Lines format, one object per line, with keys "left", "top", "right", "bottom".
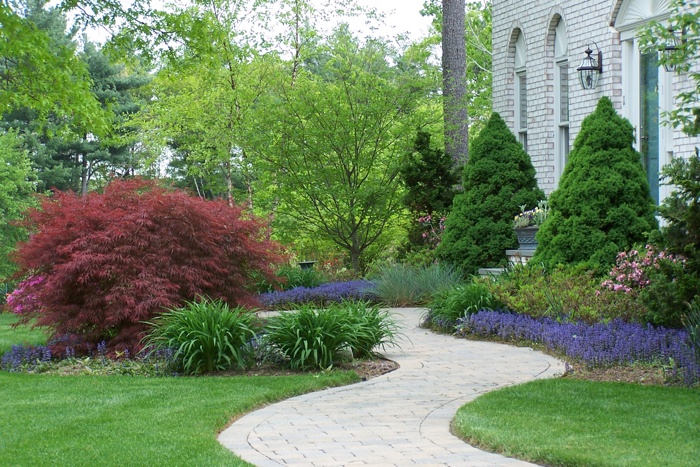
{"left": 438, "top": 112, "right": 543, "bottom": 274}
{"left": 532, "top": 96, "right": 658, "bottom": 271}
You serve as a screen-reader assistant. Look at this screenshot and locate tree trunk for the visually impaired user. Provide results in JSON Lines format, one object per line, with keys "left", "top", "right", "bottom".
{"left": 81, "top": 154, "right": 89, "bottom": 196}
{"left": 442, "top": 0, "right": 469, "bottom": 166}
{"left": 224, "top": 160, "right": 234, "bottom": 207}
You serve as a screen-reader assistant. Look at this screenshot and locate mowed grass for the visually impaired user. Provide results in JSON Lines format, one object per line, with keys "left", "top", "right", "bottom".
{"left": 0, "top": 371, "right": 359, "bottom": 466}
{"left": 454, "top": 378, "right": 700, "bottom": 467}
{"left": 0, "top": 312, "right": 359, "bottom": 466}
{"left": 0, "top": 312, "right": 48, "bottom": 354}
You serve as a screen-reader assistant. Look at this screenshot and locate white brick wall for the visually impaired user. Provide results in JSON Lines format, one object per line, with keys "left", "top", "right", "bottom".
{"left": 492, "top": 0, "right": 700, "bottom": 195}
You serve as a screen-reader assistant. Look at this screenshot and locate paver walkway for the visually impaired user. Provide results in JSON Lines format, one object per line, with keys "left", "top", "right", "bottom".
{"left": 218, "top": 308, "right": 565, "bottom": 466}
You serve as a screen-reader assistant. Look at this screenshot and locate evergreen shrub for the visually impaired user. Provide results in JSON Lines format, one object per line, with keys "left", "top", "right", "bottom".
{"left": 532, "top": 97, "right": 658, "bottom": 272}
{"left": 438, "top": 112, "right": 544, "bottom": 274}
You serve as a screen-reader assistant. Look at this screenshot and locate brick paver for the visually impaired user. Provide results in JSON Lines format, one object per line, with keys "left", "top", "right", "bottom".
{"left": 218, "top": 308, "right": 565, "bottom": 466}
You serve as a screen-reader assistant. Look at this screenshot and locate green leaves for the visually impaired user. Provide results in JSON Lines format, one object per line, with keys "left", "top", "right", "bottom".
{"left": 264, "top": 301, "right": 400, "bottom": 370}
{"left": 144, "top": 298, "right": 259, "bottom": 375}
{"left": 533, "top": 97, "right": 658, "bottom": 272}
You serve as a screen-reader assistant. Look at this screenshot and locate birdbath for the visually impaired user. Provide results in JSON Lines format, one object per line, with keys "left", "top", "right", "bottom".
{"left": 298, "top": 261, "right": 317, "bottom": 270}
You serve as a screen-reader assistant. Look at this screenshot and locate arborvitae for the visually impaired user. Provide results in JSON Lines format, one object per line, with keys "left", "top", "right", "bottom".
{"left": 438, "top": 112, "right": 544, "bottom": 274}
{"left": 532, "top": 96, "right": 658, "bottom": 271}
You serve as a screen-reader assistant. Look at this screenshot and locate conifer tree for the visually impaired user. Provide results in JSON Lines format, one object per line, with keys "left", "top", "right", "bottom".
{"left": 438, "top": 112, "right": 543, "bottom": 274}
{"left": 532, "top": 96, "right": 658, "bottom": 271}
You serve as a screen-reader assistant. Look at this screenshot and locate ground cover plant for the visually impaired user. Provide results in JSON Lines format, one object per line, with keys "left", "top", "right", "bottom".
{"left": 0, "top": 371, "right": 358, "bottom": 466}
{"left": 533, "top": 96, "right": 658, "bottom": 272}
{"left": 7, "top": 178, "right": 283, "bottom": 354}
{"left": 456, "top": 310, "right": 700, "bottom": 385}
{"left": 438, "top": 112, "right": 544, "bottom": 274}
{"left": 258, "top": 280, "right": 377, "bottom": 310}
{"left": 370, "top": 262, "right": 462, "bottom": 307}
{"left": 453, "top": 379, "right": 700, "bottom": 467}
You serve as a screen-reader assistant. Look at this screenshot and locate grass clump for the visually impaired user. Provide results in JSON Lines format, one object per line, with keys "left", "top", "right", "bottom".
{"left": 143, "top": 298, "right": 259, "bottom": 374}
{"left": 340, "top": 301, "right": 400, "bottom": 358}
{"left": 454, "top": 379, "right": 700, "bottom": 467}
{"left": 264, "top": 301, "right": 400, "bottom": 370}
{"left": 371, "top": 262, "right": 462, "bottom": 307}
{"left": 424, "top": 282, "right": 502, "bottom": 332}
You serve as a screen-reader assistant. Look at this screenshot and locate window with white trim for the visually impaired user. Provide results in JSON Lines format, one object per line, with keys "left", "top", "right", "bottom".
{"left": 514, "top": 32, "right": 527, "bottom": 150}
{"left": 553, "top": 18, "right": 569, "bottom": 182}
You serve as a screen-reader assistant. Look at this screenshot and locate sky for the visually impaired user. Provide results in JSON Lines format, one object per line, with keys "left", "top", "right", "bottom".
{"left": 348, "top": 0, "right": 433, "bottom": 41}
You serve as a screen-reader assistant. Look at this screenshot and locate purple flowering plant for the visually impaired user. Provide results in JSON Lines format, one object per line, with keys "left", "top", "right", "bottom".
{"left": 258, "top": 280, "right": 378, "bottom": 310}
{"left": 456, "top": 310, "right": 700, "bottom": 386}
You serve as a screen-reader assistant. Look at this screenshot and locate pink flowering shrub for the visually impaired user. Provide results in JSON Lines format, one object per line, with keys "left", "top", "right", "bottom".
{"left": 600, "top": 244, "right": 692, "bottom": 328}
{"left": 600, "top": 245, "right": 684, "bottom": 293}
{"left": 417, "top": 214, "right": 446, "bottom": 247}
{"left": 5, "top": 275, "right": 45, "bottom": 314}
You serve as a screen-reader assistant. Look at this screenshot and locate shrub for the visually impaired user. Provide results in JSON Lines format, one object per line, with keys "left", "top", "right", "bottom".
{"left": 600, "top": 244, "right": 694, "bottom": 327}
{"left": 486, "top": 264, "right": 646, "bottom": 324}
{"left": 654, "top": 151, "right": 700, "bottom": 271}
{"left": 438, "top": 112, "right": 544, "bottom": 274}
{"left": 8, "top": 178, "right": 282, "bottom": 353}
{"left": 532, "top": 97, "right": 658, "bottom": 272}
{"left": 399, "top": 130, "right": 458, "bottom": 253}
{"left": 456, "top": 310, "right": 700, "bottom": 386}
{"left": 684, "top": 299, "right": 700, "bottom": 360}
{"left": 424, "top": 282, "right": 502, "bottom": 331}
{"left": 254, "top": 265, "right": 326, "bottom": 294}
{"left": 258, "top": 280, "right": 377, "bottom": 310}
{"left": 370, "top": 262, "right": 462, "bottom": 307}
{"left": 143, "top": 298, "right": 259, "bottom": 375}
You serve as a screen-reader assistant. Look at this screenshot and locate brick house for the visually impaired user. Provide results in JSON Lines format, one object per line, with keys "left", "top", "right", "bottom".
{"left": 492, "top": 0, "right": 699, "bottom": 203}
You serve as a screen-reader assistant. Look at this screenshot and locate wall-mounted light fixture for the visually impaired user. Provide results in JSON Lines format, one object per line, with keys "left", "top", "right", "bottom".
{"left": 662, "top": 28, "right": 683, "bottom": 72}
{"left": 577, "top": 43, "right": 603, "bottom": 90}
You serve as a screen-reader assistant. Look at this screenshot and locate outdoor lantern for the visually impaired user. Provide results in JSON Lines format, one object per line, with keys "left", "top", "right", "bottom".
{"left": 662, "top": 28, "right": 682, "bottom": 72}
{"left": 577, "top": 43, "right": 603, "bottom": 90}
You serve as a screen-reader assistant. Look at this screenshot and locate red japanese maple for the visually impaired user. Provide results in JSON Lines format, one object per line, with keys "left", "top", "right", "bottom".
{"left": 10, "top": 178, "right": 283, "bottom": 353}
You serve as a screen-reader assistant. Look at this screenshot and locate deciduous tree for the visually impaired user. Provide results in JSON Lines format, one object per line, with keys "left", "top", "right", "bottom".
{"left": 10, "top": 178, "right": 283, "bottom": 353}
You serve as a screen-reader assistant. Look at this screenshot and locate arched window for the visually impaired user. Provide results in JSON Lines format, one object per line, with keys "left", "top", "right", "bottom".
{"left": 514, "top": 31, "right": 527, "bottom": 150}
{"left": 554, "top": 18, "right": 569, "bottom": 182}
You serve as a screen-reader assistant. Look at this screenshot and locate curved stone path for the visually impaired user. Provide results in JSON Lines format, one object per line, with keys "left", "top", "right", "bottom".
{"left": 218, "top": 308, "right": 565, "bottom": 466}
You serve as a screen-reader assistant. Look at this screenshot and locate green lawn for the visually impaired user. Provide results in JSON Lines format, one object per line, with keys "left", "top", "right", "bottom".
{"left": 0, "top": 313, "right": 359, "bottom": 466}
{"left": 0, "top": 371, "right": 358, "bottom": 466}
{"left": 454, "top": 378, "right": 700, "bottom": 467}
{"left": 0, "top": 312, "right": 48, "bottom": 354}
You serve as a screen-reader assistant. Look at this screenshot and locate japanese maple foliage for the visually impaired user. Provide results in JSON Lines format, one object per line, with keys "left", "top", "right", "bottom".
{"left": 9, "top": 178, "right": 283, "bottom": 353}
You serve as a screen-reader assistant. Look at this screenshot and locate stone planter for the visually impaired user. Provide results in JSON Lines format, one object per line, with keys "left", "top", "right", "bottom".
{"left": 514, "top": 226, "right": 539, "bottom": 251}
